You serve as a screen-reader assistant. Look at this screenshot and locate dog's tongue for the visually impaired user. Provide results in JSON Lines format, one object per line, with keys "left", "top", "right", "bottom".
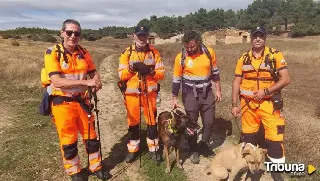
{"left": 186, "top": 128, "right": 194, "bottom": 135}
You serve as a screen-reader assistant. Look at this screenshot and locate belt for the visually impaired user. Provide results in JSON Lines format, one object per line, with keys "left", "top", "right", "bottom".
{"left": 243, "top": 77, "right": 274, "bottom": 81}
{"left": 52, "top": 95, "right": 92, "bottom": 114}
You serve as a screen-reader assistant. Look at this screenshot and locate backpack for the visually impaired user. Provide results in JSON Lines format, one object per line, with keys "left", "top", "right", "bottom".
{"left": 180, "top": 43, "right": 214, "bottom": 80}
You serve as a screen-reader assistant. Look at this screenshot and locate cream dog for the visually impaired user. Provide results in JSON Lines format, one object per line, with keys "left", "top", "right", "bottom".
{"left": 207, "top": 142, "right": 267, "bottom": 181}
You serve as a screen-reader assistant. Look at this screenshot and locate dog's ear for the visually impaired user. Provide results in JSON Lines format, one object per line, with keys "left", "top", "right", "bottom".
{"left": 260, "top": 148, "right": 268, "bottom": 155}
{"left": 242, "top": 145, "right": 252, "bottom": 157}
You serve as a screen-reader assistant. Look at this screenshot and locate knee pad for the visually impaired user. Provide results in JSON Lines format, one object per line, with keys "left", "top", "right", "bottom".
{"left": 85, "top": 138, "right": 100, "bottom": 154}
{"left": 128, "top": 125, "right": 140, "bottom": 140}
{"left": 242, "top": 133, "right": 257, "bottom": 146}
{"left": 266, "top": 140, "right": 284, "bottom": 159}
{"left": 147, "top": 124, "right": 158, "bottom": 140}
{"left": 62, "top": 141, "right": 78, "bottom": 160}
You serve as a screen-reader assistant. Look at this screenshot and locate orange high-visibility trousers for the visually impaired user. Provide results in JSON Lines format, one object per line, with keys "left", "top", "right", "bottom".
{"left": 51, "top": 101, "right": 102, "bottom": 175}
{"left": 124, "top": 91, "right": 159, "bottom": 153}
{"left": 240, "top": 98, "right": 285, "bottom": 163}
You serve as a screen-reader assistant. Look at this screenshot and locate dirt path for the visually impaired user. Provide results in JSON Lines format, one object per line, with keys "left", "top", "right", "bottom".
{"left": 157, "top": 91, "right": 279, "bottom": 181}
{"left": 90, "top": 54, "right": 145, "bottom": 181}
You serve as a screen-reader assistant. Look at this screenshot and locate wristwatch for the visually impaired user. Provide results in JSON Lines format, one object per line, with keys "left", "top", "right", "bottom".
{"left": 232, "top": 103, "right": 238, "bottom": 107}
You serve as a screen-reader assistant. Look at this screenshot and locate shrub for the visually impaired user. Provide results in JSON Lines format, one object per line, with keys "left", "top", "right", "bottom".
{"left": 113, "top": 32, "right": 128, "bottom": 39}
{"left": 42, "top": 34, "right": 57, "bottom": 43}
{"left": 2, "top": 34, "right": 12, "bottom": 39}
{"left": 11, "top": 40, "right": 20, "bottom": 46}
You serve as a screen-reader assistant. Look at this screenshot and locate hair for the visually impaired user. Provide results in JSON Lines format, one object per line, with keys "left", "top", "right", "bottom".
{"left": 62, "top": 19, "right": 81, "bottom": 32}
{"left": 182, "top": 30, "right": 202, "bottom": 43}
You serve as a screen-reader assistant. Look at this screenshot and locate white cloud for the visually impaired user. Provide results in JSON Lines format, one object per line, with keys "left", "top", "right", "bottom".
{"left": 0, "top": 0, "right": 253, "bottom": 30}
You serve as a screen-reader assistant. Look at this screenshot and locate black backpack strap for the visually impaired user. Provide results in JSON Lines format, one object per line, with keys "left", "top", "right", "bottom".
{"left": 128, "top": 45, "right": 132, "bottom": 59}
{"left": 243, "top": 50, "right": 251, "bottom": 65}
{"left": 77, "top": 45, "right": 87, "bottom": 55}
{"left": 266, "top": 48, "right": 279, "bottom": 82}
{"left": 55, "top": 44, "right": 62, "bottom": 63}
{"left": 200, "top": 44, "right": 213, "bottom": 79}
{"left": 181, "top": 47, "right": 186, "bottom": 72}
{"left": 56, "top": 44, "right": 68, "bottom": 63}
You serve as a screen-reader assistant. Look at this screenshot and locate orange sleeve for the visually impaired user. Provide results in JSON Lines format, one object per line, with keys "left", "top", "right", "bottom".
{"left": 44, "top": 46, "right": 61, "bottom": 78}
{"left": 152, "top": 49, "right": 165, "bottom": 80}
{"left": 208, "top": 48, "right": 220, "bottom": 81}
{"left": 235, "top": 55, "right": 244, "bottom": 77}
{"left": 172, "top": 53, "right": 183, "bottom": 96}
{"left": 274, "top": 50, "right": 288, "bottom": 71}
{"left": 118, "top": 47, "right": 135, "bottom": 81}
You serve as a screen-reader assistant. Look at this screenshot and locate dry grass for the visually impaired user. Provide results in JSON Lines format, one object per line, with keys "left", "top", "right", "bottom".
{"left": 0, "top": 36, "right": 319, "bottom": 180}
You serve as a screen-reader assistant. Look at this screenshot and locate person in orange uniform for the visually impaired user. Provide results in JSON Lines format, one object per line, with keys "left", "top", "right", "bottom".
{"left": 172, "top": 30, "right": 222, "bottom": 164}
{"left": 118, "top": 25, "right": 165, "bottom": 163}
{"left": 231, "top": 26, "right": 290, "bottom": 181}
{"left": 44, "top": 19, "right": 110, "bottom": 181}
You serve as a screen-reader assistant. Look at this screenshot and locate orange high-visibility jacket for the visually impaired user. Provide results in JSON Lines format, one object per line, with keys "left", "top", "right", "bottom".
{"left": 118, "top": 44, "right": 164, "bottom": 94}
{"left": 172, "top": 46, "right": 219, "bottom": 96}
{"left": 235, "top": 46, "right": 287, "bottom": 99}
{"left": 44, "top": 44, "right": 96, "bottom": 97}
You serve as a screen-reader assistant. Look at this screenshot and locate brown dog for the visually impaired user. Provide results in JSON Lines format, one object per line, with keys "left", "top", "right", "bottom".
{"left": 207, "top": 142, "right": 267, "bottom": 181}
{"left": 158, "top": 110, "right": 200, "bottom": 173}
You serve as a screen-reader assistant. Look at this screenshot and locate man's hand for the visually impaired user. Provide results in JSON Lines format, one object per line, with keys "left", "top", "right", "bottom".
{"left": 231, "top": 106, "right": 240, "bottom": 117}
{"left": 215, "top": 90, "right": 222, "bottom": 102}
{"left": 172, "top": 96, "right": 179, "bottom": 109}
{"left": 253, "top": 89, "right": 265, "bottom": 101}
{"left": 86, "top": 78, "right": 102, "bottom": 91}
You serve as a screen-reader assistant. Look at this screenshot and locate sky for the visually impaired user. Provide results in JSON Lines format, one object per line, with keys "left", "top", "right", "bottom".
{"left": 0, "top": 0, "right": 253, "bottom": 30}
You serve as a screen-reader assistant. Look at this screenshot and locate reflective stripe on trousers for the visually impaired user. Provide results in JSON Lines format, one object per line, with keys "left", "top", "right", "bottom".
{"left": 147, "top": 138, "right": 159, "bottom": 152}
{"left": 127, "top": 140, "right": 140, "bottom": 153}
{"left": 88, "top": 152, "right": 102, "bottom": 172}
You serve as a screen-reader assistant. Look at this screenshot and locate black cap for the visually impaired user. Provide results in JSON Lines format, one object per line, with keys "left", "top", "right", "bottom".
{"left": 135, "top": 25, "right": 149, "bottom": 35}
{"left": 250, "top": 26, "right": 266, "bottom": 36}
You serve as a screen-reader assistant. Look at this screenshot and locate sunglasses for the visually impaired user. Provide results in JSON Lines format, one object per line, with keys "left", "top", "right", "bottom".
{"left": 65, "top": 30, "right": 81, "bottom": 37}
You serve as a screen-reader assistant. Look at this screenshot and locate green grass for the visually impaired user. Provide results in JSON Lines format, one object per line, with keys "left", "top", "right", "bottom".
{"left": 0, "top": 86, "right": 63, "bottom": 181}
{"left": 136, "top": 122, "right": 187, "bottom": 181}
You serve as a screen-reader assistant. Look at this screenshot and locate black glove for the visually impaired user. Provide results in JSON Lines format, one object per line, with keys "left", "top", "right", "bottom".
{"left": 132, "top": 62, "right": 151, "bottom": 76}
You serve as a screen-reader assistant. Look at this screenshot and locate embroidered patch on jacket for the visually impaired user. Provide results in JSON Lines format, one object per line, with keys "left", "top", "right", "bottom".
{"left": 46, "top": 48, "right": 52, "bottom": 54}
{"left": 187, "top": 59, "right": 193, "bottom": 67}
{"left": 61, "top": 61, "right": 69, "bottom": 69}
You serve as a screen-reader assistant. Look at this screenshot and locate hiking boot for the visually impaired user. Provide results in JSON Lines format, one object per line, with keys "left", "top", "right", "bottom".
{"left": 271, "top": 172, "right": 284, "bottom": 181}
{"left": 70, "top": 172, "right": 85, "bottom": 181}
{"left": 198, "top": 141, "right": 215, "bottom": 158}
{"left": 190, "top": 152, "right": 200, "bottom": 164}
{"left": 91, "top": 169, "right": 112, "bottom": 180}
{"left": 125, "top": 152, "right": 138, "bottom": 163}
{"left": 149, "top": 151, "right": 163, "bottom": 162}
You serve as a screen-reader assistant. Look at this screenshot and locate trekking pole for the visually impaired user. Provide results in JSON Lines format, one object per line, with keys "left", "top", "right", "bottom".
{"left": 92, "top": 90, "right": 106, "bottom": 181}
{"left": 87, "top": 89, "right": 93, "bottom": 173}
{"left": 143, "top": 77, "right": 160, "bottom": 165}
{"left": 138, "top": 73, "right": 142, "bottom": 168}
